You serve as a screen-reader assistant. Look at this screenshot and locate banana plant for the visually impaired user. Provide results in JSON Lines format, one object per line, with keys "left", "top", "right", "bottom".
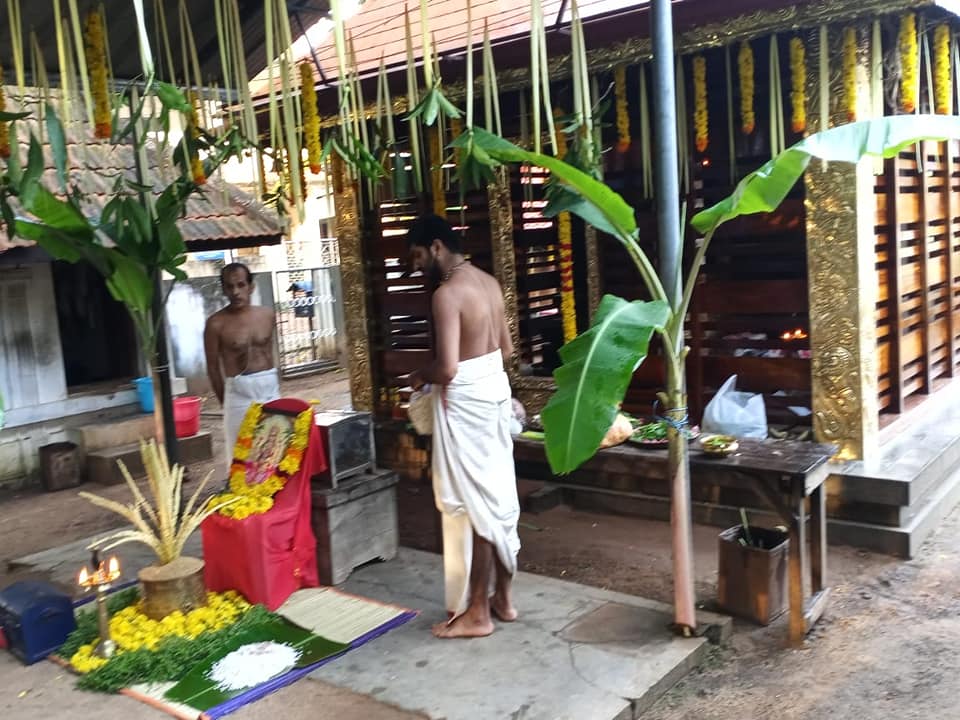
{"left": 464, "top": 115, "right": 960, "bottom": 474}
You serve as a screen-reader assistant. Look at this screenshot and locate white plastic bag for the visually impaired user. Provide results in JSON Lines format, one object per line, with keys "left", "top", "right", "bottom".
{"left": 701, "top": 375, "right": 767, "bottom": 439}
{"left": 408, "top": 386, "right": 434, "bottom": 436}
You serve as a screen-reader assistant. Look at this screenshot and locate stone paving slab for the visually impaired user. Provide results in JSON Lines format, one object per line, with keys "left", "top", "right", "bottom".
{"left": 9, "top": 540, "right": 728, "bottom": 720}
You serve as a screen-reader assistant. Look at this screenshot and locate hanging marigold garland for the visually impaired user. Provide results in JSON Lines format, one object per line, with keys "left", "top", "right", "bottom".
{"left": 614, "top": 65, "right": 630, "bottom": 153}
{"left": 692, "top": 55, "right": 708, "bottom": 152}
{"left": 206, "top": 403, "right": 313, "bottom": 520}
{"left": 84, "top": 9, "right": 111, "bottom": 139}
{"left": 789, "top": 37, "right": 807, "bottom": 133}
{"left": 899, "top": 14, "right": 919, "bottom": 113}
{"left": 934, "top": 23, "right": 952, "bottom": 114}
{"left": 299, "top": 61, "right": 322, "bottom": 173}
{"left": 429, "top": 124, "right": 446, "bottom": 217}
{"left": 554, "top": 108, "right": 576, "bottom": 343}
{"left": 842, "top": 27, "right": 858, "bottom": 122}
{"left": 0, "top": 63, "right": 8, "bottom": 160}
{"left": 187, "top": 92, "right": 206, "bottom": 184}
{"left": 738, "top": 41, "right": 755, "bottom": 134}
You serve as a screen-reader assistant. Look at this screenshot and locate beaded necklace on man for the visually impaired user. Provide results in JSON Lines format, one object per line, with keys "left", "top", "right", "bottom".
{"left": 441, "top": 258, "right": 469, "bottom": 283}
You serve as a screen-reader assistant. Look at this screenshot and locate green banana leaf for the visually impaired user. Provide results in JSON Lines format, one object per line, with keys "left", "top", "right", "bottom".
{"left": 164, "top": 616, "right": 347, "bottom": 711}
{"left": 541, "top": 295, "right": 670, "bottom": 473}
{"left": 692, "top": 114, "right": 960, "bottom": 234}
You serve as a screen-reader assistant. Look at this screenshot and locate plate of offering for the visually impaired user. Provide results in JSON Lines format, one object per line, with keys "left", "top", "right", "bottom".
{"left": 699, "top": 434, "right": 739, "bottom": 457}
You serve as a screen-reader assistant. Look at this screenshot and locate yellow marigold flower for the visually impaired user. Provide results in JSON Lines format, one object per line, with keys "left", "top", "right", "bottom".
{"left": 934, "top": 24, "right": 952, "bottom": 115}
{"left": 843, "top": 27, "right": 858, "bottom": 123}
{"left": 300, "top": 62, "right": 322, "bottom": 174}
{"left": 899, "top": 14, "right": 919, "bottom": 113}
{"left": 692, "top": 56, "right": 708, "bottom": 152}
{"left": 739, "top": 41, "right": 755, "bottom": 134}
{"left": 614, "top": 65, "right": 630, "bottom": 153}
{"left": 84, "top": 10, "right": 112, "bottom": 139}
{"left": 789, "top": 37, "right": 807, "bottom": 133}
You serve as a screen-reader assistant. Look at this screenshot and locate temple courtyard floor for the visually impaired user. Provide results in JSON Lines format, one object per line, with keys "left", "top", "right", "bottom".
{"left": 1, "top": 371, "right": 959, "bottom": 719}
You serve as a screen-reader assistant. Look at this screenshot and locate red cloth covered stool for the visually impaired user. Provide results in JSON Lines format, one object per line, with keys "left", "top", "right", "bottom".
{"left": 202, "top": 398, "right": 326, "bottom": 610}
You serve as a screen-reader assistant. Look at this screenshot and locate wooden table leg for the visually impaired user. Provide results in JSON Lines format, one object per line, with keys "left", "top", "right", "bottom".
{"left": 810, "top": 483, "right": 827, "bottom": 592}
{"left": 788, "top": 481, "right": 808, "bottom": 646}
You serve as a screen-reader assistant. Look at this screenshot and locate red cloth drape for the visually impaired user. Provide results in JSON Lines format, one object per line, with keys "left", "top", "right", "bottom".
{"left": 201, "top": 398, "right": 325, "bottom": 610}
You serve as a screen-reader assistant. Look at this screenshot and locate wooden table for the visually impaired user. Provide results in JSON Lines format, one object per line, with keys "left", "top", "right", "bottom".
{"left": 514, "top": 436, "right": 836, "bottom": 645}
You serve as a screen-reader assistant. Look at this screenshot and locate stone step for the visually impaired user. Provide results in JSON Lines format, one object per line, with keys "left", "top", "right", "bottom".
{"left": 86, "top": 432, "right": 214, "bottom": 485}
{"left": 71, "top": 413, "right": 157, "bottom": 453}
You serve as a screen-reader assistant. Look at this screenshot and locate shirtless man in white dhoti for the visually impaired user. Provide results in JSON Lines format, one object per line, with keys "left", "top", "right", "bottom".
{"left": 203, "top": 263, "right": 280, "bottom": 472}
{"left": 407, "top": 215, "right": 521, "bottom": 639}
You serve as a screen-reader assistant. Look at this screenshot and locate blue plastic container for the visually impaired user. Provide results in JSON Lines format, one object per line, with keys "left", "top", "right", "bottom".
{"left": 133, "top": 376, "right": 154, "bottom": 413}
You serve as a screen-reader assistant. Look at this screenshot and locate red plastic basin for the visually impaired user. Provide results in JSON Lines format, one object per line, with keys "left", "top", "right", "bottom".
{"left": 173, "top": 396, "right": 201, "bottom": 438}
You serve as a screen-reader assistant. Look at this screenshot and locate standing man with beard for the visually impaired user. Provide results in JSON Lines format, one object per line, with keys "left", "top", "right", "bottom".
{"left": 407, "top": 215, "right": 521, "bottom": 639}
{"left": 204, "top": 263, "right": 280, "bottom": 472}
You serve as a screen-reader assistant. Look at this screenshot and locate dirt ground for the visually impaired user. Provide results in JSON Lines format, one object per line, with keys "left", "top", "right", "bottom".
{"left": 1, "top": 370, "right": 958, "bottom": 719}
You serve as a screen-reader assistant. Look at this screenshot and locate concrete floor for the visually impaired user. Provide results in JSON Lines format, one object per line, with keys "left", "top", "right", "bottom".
{"left": 4, "top": 537, "right": 728, "bottom": 720}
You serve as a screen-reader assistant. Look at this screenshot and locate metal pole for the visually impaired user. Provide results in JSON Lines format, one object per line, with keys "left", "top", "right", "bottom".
{"left": 651, "top": 0, "right": 697, "bottom": 632}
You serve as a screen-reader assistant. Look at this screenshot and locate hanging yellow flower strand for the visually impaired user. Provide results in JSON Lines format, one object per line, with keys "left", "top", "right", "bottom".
{"left": 614, "top": 65, "right": 630, "bottom": 153}
{"left": 84, "top": 9, "right": 111, "bottom": 139}
{"left": 934, "top": 23, "right": 952, "bottom": 114}
{"left": 692, "top": 55, "right": 708, "bottom": 152}
{"left": 554, "top": 108, "right": 577, "bottom": 343}
{"left": 187, "top": 92, "right": 206, "bottom": 185}
{"left": 0, "top": 64, "right": 8, "bottom": 159}
{"left": 899, "top": 14, "right": 919, "bottom": 113}
{"left": 738, "top": 41, "right": 755, "bottom": 134}
{"left": 842, "top": 27, "right": 858, "bottom": 122}
{"left": 789, "top": 37, "right": 806, "bottom": 132}
{"left": 300, "top": 61, "right": 322, "bottom": 173}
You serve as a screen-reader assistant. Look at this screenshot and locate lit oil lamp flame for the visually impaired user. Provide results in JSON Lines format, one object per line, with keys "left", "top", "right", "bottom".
{"left": 107, "top": 556, "right": 120, "bottom": 580}
{"left": 780, "top": 328, "right": 809, "bottom": 341}
{"left": 78, "top": 567, "right": 89, "bottom": 586}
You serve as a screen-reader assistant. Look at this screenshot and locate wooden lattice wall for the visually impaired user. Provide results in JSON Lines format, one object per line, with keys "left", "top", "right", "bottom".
{"left": 875, "top": 140, "right": 960, "bottom": 419}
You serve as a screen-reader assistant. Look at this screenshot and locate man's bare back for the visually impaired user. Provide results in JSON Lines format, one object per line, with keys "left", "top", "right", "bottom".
{"left": 436, "top": 262, "right": 511, "bottom": 365}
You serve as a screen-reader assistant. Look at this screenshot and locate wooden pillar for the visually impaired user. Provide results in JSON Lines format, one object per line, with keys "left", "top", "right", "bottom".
{"left": 804, "top": 25, "right": 878, "bottom": 461}
{"left": 334, "top": 179, "right": 375, "bottom": 412}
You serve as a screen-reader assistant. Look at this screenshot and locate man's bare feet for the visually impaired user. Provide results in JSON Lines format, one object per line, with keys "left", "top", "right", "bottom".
{"left": 432, "top": 613, "right": 495, "bottom": 639}
{"left": 491, "top": 596, "right": 518, "bottom": 622}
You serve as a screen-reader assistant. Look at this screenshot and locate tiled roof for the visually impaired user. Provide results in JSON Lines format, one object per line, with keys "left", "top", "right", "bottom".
{"left": 0, "top": 112, "right": 282, "bottom": 255}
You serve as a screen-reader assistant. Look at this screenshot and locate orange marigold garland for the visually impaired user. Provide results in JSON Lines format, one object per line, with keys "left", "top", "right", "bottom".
{"left": 934, "top": 23, "right": 952, "bottom": 115}
{"left": 207, "top": 403, "right": 313, "bottom": 521}
{"left": 899, "top": 14, "right": 919, "bottom": 113}
{"left": 789, "top": 37, "right": 807, "bottom": 133}
{"left": 614, "top": 65, "right": 630, "bottom": 153}
{"left": 738, "top": 41, "right": 755, "bottom": 134}
{"left": 554, "top": 109, "right": 576, "bottom": 343}
{"left": 842, "top": 27, "right": 858, "bottom": 122}
{"left": 300, "top": 61, "right": 322, "bottom": 173}
{"left": 0, "top": 63, "right": 8, "bottom": 159}
{"left": 187, "top": 92, "right": 206, "bottom": 184}
{"left": 692, "top": 55, "right": 708, "bottom": 152}
{"left": 84, "top": 9, "right": 111, "bottom": 139}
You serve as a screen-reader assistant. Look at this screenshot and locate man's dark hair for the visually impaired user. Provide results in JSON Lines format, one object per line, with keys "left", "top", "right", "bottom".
{"left": 406, "top": 214, "right": 462, "bottom": 253}
{"left": 221, "top": 262, "right": 253, "bottom": 284}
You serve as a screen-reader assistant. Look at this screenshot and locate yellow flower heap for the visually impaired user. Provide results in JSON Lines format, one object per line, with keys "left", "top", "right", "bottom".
{"left": 300, "top": 61, "right": 322, "bottom": 173}
{"left": 554, "top": 108, "right": 576, "bottom": 344}
{"left": 614, "top": 65, "right": 630, "bottom": 153}
{"left": 692, "top": 56, "right": 708, "bottom": 152}
{"left": 934, "top": 24, "right": 952, "bottom": 115}
{"left": 738, "top": 41, "right": 755, "bottom": 134}
{"left": 842, "top": 27, "right": 858, "bottom": 122}
{"left": 84, "top": 9, "right": 112, "bottom": 139}
{"left": 70, "top": 591, "right": 251, "bottom": 674}
{"left": 789, "top": 37, "right": 807, "bottom": 133}
{"left": 0, "top": 63, "right": 9, "bottom": 159}
{"left": 206, "top": 403, "right": 313, "bottom": 520}
{"left": 899, "top": 14, "right": 919, "bottom": 113}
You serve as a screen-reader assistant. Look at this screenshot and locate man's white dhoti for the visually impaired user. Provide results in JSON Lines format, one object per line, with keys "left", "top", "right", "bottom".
{"left": 432, "top": 350, "right": 521, "bottom": 618}
{"left": 222, "top": 368, "right": 280, "bottom": 471}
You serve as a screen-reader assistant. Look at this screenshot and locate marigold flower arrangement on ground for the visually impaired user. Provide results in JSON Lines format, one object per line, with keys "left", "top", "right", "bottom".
{"left": 70, "top": 591, "right": 251, "bottom": 674}
{"left": 207, "top": 404, "right": 313, "bottom": 520}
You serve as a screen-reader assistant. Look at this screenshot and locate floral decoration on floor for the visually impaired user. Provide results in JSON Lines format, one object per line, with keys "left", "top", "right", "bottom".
{"left": 206, "top": 404, "right": 313, "bottom": 520}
